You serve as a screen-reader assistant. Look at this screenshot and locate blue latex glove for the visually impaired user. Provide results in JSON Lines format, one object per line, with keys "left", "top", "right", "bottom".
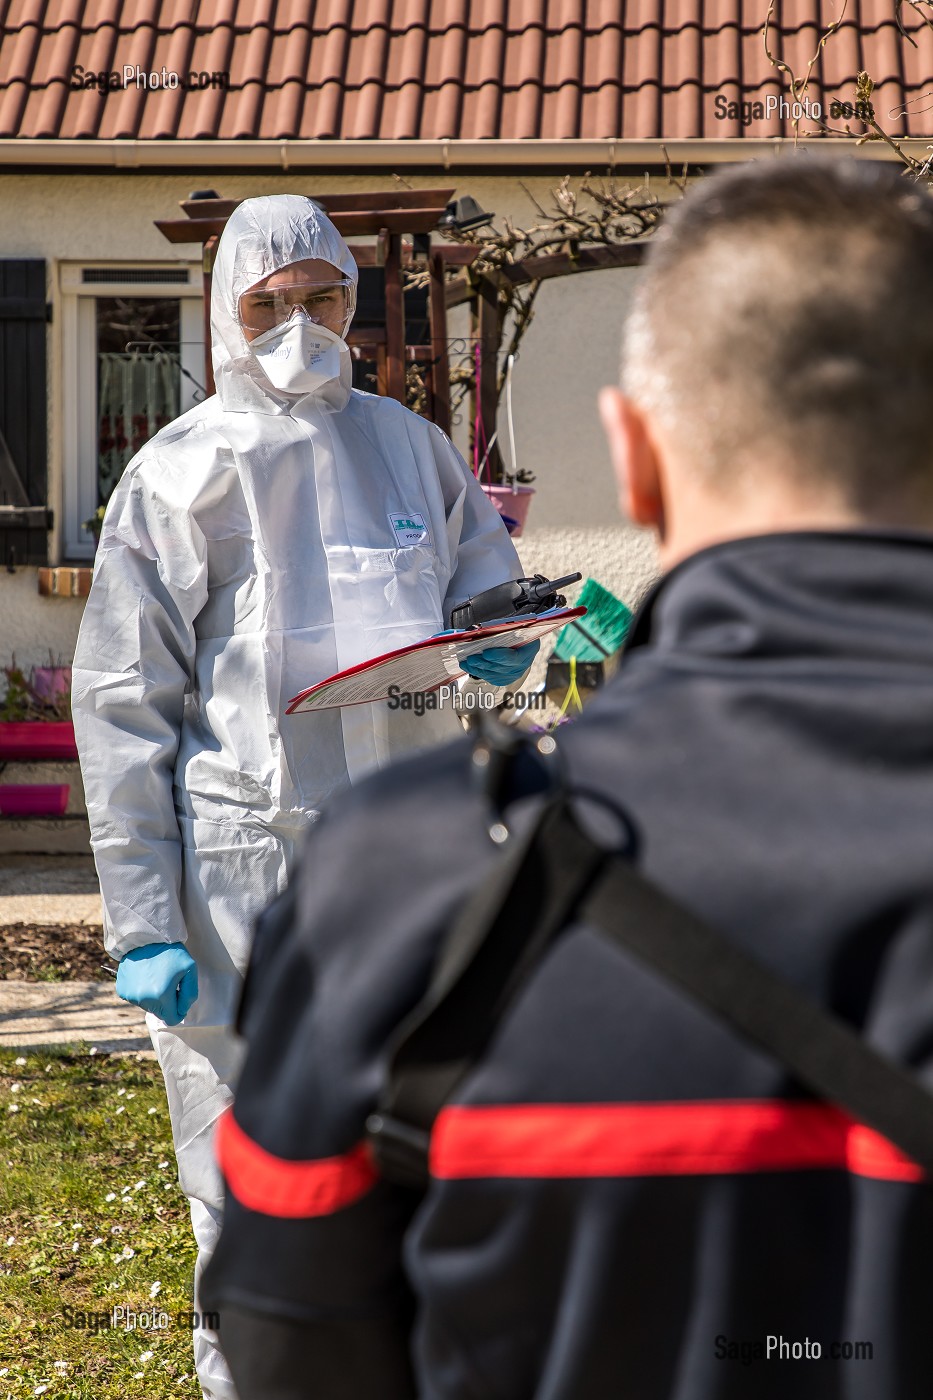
{"left": 460, "top": 639, "right": 540, "bottom": 685}
{"left": 116, "top": 943, "right": 199, "bottom": 1026}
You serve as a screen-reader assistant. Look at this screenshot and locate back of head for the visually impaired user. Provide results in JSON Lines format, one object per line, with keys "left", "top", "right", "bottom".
{"left": 624, "top": 159, "right": 933, "bottom": 516}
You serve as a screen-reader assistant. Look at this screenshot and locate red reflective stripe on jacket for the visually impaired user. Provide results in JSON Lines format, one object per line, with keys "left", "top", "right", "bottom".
{"left": 216, "top": 1109, "right": 379, "bottom": 1218}
{"left": 429, "top": 1101, "right": 925, "bottom": 1183}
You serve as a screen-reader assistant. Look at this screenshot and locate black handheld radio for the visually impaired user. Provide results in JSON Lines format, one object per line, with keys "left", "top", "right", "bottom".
{"left": 449, "top": 573, "right": 582, "bottom": 631}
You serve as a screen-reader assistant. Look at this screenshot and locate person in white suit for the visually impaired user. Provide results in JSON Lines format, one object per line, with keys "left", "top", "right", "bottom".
{"left": 72, "top": 194, "right": 532, "bottom": 1399}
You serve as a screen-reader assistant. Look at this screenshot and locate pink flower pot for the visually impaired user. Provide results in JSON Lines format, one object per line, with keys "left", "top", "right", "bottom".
{"left": 480, "top": 484, "right": 535, "bottom": 538}
{"left": 0, "top": 722, "right": 78, "bottom": 761}
{"left": 0, "top": 784, "right": 70, "bottom": 816}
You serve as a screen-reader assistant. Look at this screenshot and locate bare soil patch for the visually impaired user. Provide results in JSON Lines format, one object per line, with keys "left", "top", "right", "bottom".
{"left": 0, "top": 922, "right": 109, "bottom": 980}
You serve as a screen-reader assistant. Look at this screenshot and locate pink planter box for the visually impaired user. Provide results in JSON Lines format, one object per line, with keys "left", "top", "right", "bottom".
{"left": 0, "top": 784, "right": 70, "bottom": 816}
{"left": 0, "top": 721, "right": 78, "bottom": 761}
{"left": 480, "top": 484, "right": 535, "bottom": 538}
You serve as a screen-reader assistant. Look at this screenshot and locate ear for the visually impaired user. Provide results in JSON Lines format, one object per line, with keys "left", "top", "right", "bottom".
{"left": 598, "top": 387, "right": 666, "bottom": 535}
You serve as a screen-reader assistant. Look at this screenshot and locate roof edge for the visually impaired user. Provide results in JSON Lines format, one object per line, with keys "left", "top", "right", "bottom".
{"left": 0, "top": 137, "right": 924, "bottom": 173}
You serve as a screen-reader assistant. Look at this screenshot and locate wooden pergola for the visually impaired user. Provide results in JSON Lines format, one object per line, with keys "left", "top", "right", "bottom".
{"left": 155, "top": 190, "right": 647, "bottom": 481}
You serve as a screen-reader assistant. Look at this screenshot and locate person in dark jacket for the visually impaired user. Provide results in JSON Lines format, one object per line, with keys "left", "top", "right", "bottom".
{"left": 202, "top": 157, "right": 933, "bottom": 1400}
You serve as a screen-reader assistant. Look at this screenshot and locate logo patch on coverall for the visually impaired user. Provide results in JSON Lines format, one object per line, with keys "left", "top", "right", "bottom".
{"left": 388, "top": 512, "right": 431, "bottom": 547}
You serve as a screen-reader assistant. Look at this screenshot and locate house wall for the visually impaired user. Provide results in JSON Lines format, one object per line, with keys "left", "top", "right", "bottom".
{"left": 1, "top": 166, "right": 661, "bottom": 851}
{"left": 0, "top": 169, "right": 660, "bottom": 671}
{"left": 0, "top": 170, "right": 659, "bottom": 848}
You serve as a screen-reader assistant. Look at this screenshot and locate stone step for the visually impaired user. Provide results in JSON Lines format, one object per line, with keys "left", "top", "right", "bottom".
{"left": 0, "top": 854, "right": 101, "bottom": 926}
{"left": 0, "top": 980, "right": 152, "bottom": 1054}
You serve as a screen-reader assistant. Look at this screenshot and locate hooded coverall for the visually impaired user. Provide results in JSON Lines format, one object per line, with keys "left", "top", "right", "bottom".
{"left": 72, "top": 194, "right": 520, "bottom": 1398}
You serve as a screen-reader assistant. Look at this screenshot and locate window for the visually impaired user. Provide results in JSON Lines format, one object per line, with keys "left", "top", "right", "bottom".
{"left": 60, "top": 264, "right": 204, "bottom": 561}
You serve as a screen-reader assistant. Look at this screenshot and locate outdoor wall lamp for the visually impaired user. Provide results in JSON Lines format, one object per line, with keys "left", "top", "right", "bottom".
{"left": 438, "top": 196, "right": 495, "bottom": 232}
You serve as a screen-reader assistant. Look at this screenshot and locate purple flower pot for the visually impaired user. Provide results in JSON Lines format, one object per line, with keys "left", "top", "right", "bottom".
{"left": 0, "top": 784, "right": 70, "bottom": 817}
{"left": 30, "top": 665, "right": 72, "bottom": 704}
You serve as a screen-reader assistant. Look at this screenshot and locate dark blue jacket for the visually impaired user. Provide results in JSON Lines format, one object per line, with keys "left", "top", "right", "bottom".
{"left": 203, "top": 532, "right": 933, "bottom": 1400}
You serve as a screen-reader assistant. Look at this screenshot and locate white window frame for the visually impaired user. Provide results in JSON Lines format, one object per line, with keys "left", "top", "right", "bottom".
{"left": 60, "top": 263, "right": 205, "bottom": 561}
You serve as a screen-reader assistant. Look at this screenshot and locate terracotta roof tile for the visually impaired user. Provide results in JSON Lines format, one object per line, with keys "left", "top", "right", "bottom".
{"left": 662, "top": 0, "right": 702, "bottom": 139}
{"left": 702, "top": 0, "right": 740, "bottom": 135}
{"left": 264, "top": 26, "right": 305, "bottom": 88}
{"left": 227, "top": 22, "right": 270, "bottom": 122}
{"left": 463, "top": 0, "right": 504, "bottom": 138}
{"left": 583, "top": 8, "right": 624, "bottom": 138}
{"left": 348, "top": 2, "right": 391, "bottom": 138}
{"left": 623, "top": 0, "right": 662, "bottom": 137}
{"left": 819, "top": 4, "right": 859, "bottom": 92}
{"left": 3, "top": 0, "right": 933, "bottom": 143}
{"left": 72, "top": 0, "right": 118, "bottom": 70}
{"left": 3, "top": 0, "right": 43, "bottom": 29}
{"left": 432, "top": 0, "right": 469, "bottom": 137}
{"left": 395, "top": 33, "right": 429, "bottom": 138}
{"left": 313, "top": 58, "right": 350, "bottom": 136}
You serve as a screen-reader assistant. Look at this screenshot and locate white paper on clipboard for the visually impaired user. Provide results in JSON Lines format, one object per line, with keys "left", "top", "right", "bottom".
{"left": 286, "top": 607, "right": 586, "bottom": 713}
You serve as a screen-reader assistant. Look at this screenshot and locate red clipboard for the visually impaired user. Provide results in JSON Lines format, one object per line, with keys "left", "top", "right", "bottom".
{"left": 287, "top": 607, "right": 586, "bottom": 713}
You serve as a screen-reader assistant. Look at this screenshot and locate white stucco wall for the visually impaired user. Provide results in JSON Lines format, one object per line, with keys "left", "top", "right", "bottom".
{"left": 0, "top": 169, "right": 659, "bottom": 679}
{"left": 0, "top": 567, "right": 85, "bottom": 662}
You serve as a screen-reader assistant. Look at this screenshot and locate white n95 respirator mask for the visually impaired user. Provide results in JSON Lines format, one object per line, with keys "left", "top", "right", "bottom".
{"left": 250, "top": 314, "right": 349, "bottom": 396}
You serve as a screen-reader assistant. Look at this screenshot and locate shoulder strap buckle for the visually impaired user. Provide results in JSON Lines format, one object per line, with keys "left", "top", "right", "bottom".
{"left": 365, "top": 1112, "right": 431, "bottom": 1190}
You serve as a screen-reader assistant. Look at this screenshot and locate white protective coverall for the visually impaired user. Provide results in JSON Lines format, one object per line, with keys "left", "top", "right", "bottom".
{"left": 72, "top": 195, "right": 520, "bottom": 1399}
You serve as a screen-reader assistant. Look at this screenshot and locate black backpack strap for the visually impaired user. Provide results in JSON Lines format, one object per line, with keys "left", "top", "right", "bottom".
{"left": 582, "top": 856, "right": 933, "bottom": 1175}
{"left": 368, "top": 742, "right": 933, "bottom": 1186}
{"left": 367, "top": 724, "right": 607, "bottom": 1188}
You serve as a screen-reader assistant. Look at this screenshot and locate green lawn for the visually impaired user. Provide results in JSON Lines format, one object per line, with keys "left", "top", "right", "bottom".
{"left": 0, "top": 1048, "right": 201, "bottom": 1398}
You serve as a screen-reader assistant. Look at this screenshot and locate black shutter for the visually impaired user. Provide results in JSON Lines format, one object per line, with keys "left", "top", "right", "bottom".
{"left": 0, "top": 259, "right": 51, "bottom": 566}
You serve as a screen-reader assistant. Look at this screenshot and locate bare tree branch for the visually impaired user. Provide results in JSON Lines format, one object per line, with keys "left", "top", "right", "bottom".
{"left": 763, "top": 0, "right": 850, "bottom": 140}
{"left": 760, "top": 0, "right": 933, "bottom": 174}
{"left": 401, "top": 172, "right": 673, "bottom": 473}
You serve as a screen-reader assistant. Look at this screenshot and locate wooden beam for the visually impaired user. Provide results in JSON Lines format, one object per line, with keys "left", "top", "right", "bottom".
{"left": 202, "top": 236, "right": 218, "bottom": 397}
{"left": 179, "top": 189, "right": 456, "bottom": 220}
{"left": 156, "top": 217, "right": 228, "bottom": 243}
{"left": 477, "top": 276, "right": 502, "bottom": 482}
{"left": 356, "top": 243, "right": 440, "bottom": 267}
{"left": 336, "top": 210, "right": 449, "bottom": 235}
{"left": 435, "top": 245, "right": 485, "bottom": 307}
{"left": 159, "top": 209, "right": 450, "bottom": 246}
{"left": 156, "top": 239, "right": 433, "bottom": 271}
{"left": 428, "top": 249, "right": 452, "bottom": 434}
{"left": 500, "top": 241, "right": 650, "bottom": 286}
{"left": 178, "top": 198, "right": 241, "bottom": 219}
{"left": 347, "top": 326, "right": 387, "bottom": 347}
{"left": 433, "top": 245, "right": 482, "bottom": 265}
{"left": 349, "top": 342, "right": 437, "bottom": 360}
{"left": 445, "top": 273, "right": 481, "bottom": 309}
{"left": 383, "top": 230, "right": 406, "bottom": 405}
{"left": 0, "top": 506, "right": 52, "bottom": 528}
{"left": 444, "top": 241, "right": 650, "bottom": 308}
{"left": 314, "top": 188, "right": 454, "bottom": 213}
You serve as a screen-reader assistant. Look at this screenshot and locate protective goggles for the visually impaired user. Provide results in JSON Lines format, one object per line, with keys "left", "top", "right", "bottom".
{"left": 237, "top": 279, "right": 356, "bottom": 333}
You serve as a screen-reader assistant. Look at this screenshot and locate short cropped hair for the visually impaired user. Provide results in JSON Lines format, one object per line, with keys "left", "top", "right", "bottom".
{"left": 623, "top": 158, "right": 933, "bottom": 509}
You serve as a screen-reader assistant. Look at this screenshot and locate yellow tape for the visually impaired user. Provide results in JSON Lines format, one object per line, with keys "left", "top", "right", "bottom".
{"left": 557, "top": 655, "right": 584, "bottom": 719}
